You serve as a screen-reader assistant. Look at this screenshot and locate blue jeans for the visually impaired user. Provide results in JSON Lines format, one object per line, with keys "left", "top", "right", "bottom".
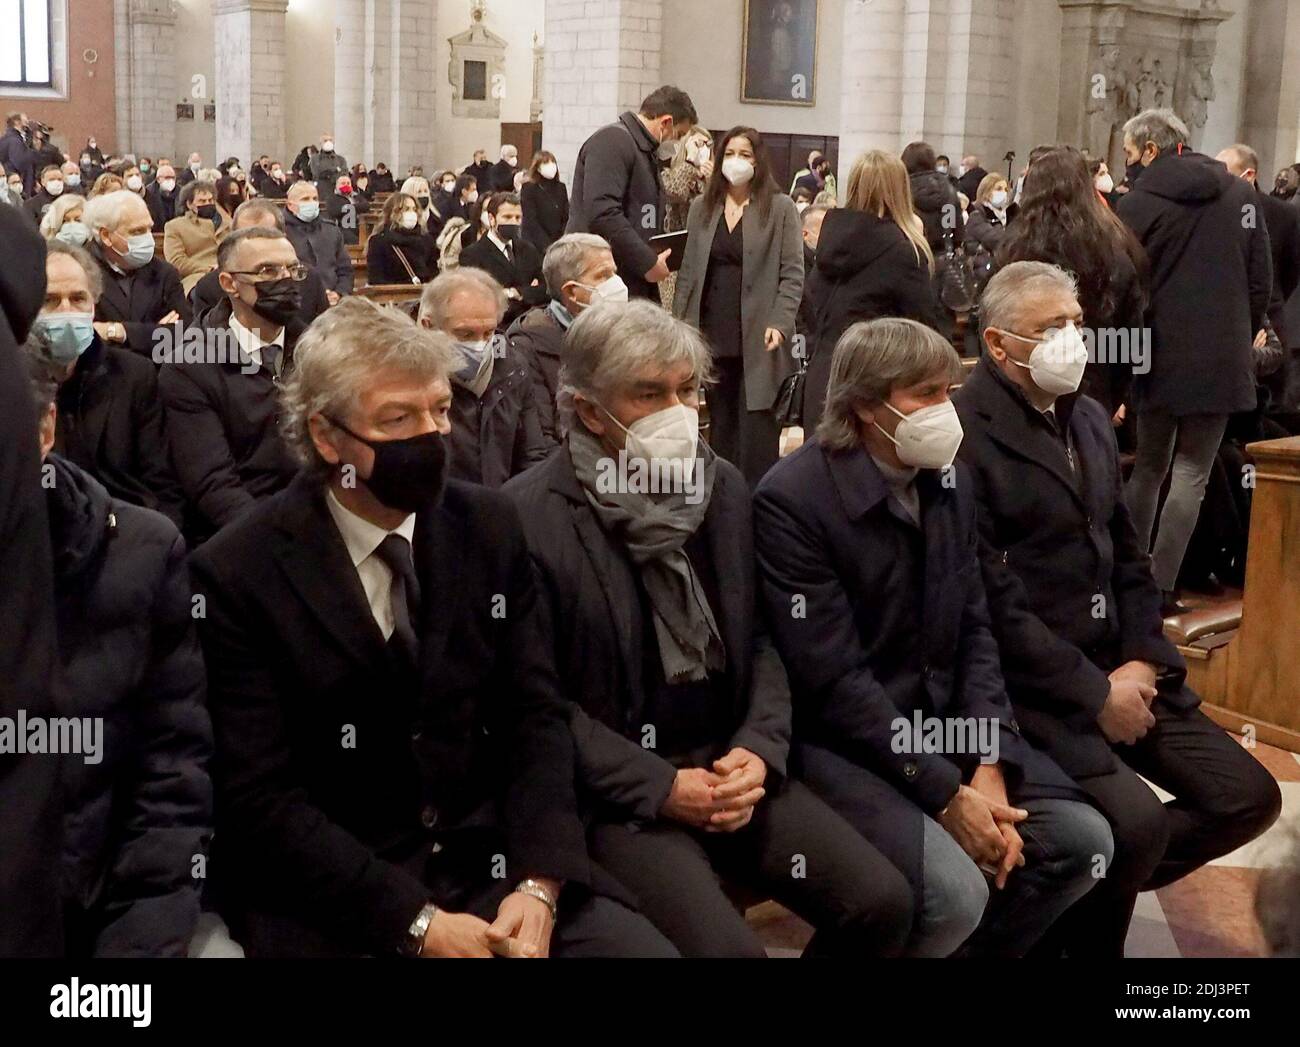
{"left": 913, "top": 797, "right": 1113, "bottom": 958}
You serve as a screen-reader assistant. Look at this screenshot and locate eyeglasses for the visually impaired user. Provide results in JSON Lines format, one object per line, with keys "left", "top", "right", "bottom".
{"left": 228, "top": 263, "right": 309, "bottom": 282}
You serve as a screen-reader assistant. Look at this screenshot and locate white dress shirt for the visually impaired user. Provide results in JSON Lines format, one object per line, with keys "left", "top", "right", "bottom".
{"left": 325, "top": 490, "right": 417, "bottom": 640}
{"left": 228, "top": 312, "right": 285, "bottom": 370}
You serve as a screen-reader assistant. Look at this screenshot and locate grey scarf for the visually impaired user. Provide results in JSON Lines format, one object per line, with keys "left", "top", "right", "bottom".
{"left": 568, "top": 426, "right": 726, "bottom": 683}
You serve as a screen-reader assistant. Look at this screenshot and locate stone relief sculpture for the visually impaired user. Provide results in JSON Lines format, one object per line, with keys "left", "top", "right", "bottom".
{"left": 1086, "top": 45, "right": 1130, "bottom": 169}
{"left": 1185, "top": 60, "right": 1215, "bottom": 131}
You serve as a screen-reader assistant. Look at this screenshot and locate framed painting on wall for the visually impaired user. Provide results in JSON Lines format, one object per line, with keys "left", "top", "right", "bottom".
{"left": 741, "top": 0, "right": 818, "bottom": 107}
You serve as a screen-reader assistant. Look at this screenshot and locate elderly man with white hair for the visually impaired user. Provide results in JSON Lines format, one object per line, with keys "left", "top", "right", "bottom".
{"left": 190, "top": 296, "right": 676, "bottom": 958}
{"left": 488, "top": 143, "right": 520, "bottom": 192}
{"left": 506, "top": 232, "right": 627, "bottom": 445}
{"left": 954, "top": 260, "right": 1280, "bottom": 957}
{"left": 82, "top": 189, "right": 189, "bottom": 356}
{"left": 506, "top": 300, "right": 917, "bottom": 957}
{"left": 284, "top": 179, "right": 352, "bottom": 304}
{"left": 417, "top": 267, "right": 549, "bottom": 488}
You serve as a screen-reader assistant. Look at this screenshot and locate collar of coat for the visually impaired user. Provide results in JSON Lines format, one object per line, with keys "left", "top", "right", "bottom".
{"left": 823, "top": 440, "right": 946, "bottom": 522}
{"left": 619, "top": 111, "right": 659, "bottom": 155}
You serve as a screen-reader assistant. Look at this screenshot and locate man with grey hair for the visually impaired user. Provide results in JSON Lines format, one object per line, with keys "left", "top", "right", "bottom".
{"left": 1118, "top": 110, "right": 1273, "bottom": 611}
{"left": 488, "top": 143, "right": 519, "bottom": 192}
{"left": 755, "top": 315, "right": 1112, "bottom": 957}
{"left": 417, "top": 267, "right": 549, "bottom": 487}
{"left": 506, "top": 232, "right": 627, "bottom": 445}
{"left": 83, "top": 189, "right": 189, "bottom": 356}
{"left": 955, "top": 260, "right": 1280, "bottom": 956}
{"left": 285, "top": 179, "right": 352, "bottom": 304}
{"left": 506, "top": 300, "right": 914, "bottom": 956}
{"left": 190, "top": 297, "right": 675, "bottom": 958}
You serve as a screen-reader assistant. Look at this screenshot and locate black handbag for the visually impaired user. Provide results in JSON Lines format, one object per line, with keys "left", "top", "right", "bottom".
{"left": 774, "top": 353, "right": 808, "bottom": 428}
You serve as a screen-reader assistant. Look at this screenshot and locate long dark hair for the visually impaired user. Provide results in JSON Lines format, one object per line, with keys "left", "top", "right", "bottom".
{"left": 997, "top": 146, "right": 1148, "bottom": 325}
{"left": 702, "top": 126, "right": 778, "bottom": 221}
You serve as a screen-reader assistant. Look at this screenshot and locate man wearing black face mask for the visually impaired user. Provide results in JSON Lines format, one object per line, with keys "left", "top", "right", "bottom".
{"left": 159, "top": 228, "right": 304, "bottom": 543}
{"left": 188, "top": 297, "right": 677, "bottom": 959}
{"left": 458, "top": 193, "right": 546, "bottom": 328}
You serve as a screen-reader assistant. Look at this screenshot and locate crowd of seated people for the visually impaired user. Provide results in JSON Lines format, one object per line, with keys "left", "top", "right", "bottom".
{"left": 1, "top": 88, "right": 1296, "bottom": 960}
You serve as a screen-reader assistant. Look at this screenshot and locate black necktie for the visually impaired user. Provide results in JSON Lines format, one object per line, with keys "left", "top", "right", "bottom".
{"left": 374, "top": 534, "right": 421, "bottom": 660}
{"left": 262, "top": 343, "right": 283, "bottom": 377}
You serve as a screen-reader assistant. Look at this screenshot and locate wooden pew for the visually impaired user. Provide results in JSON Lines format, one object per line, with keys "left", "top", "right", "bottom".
{"left": 357, "top": 283, "right": 423, "bottom": 307}
{"left": 351, "top": 254, "right": 368, "bottom": 289}
{"left": 1166, "top": 436, "right": 1300, "bottom": 752}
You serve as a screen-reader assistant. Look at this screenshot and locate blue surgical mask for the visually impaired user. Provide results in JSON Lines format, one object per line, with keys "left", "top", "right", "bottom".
{"left": 65, "top": 173, "right": 81, "bottom": 188}
{"left": 296, "top": 201, "right": 320, "bottom": 222}
{"left": 56, "top": 221, "right": 90, "bottom": 246}
{"left": 118, "top": 231, "right": 156, "bottom": 270}
{"left": 34, "top": 312, "right": 96, "bottom": 364}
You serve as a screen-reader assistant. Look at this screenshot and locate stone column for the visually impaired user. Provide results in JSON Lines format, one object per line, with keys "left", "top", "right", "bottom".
{"left": 543, "top": 0, "right": 664, "bottom": 181}
{"left": 839, "top": 0, "right": 906, "bottom": 175}
{"left": 114, "top": 0, "right": 178, "bottom": 159}
{"left": 1241, "top": 0, "right": 1300, "bottom": 182}
{"left": 214, "top": 0, "right": 290, "bottom": 166}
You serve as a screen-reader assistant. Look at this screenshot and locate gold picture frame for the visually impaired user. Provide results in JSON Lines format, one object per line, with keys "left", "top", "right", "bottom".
{"left": 741, "top": 0, "right": 819, "bottom": 107}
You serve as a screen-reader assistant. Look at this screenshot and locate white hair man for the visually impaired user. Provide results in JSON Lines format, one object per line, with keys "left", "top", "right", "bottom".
{"left": 81, "top": 189, "right": 188, "bottom": 354}
{"left": 954, "top": 260, "right": 1281, "bottom": 957}
{"left": 506, "top": 232, "right": 625, "bottom": 444}
{"left": 189, "top": 296, "right": 677, "bottom": 958}
{"left": 417, "top": 267, "right": 550, "bottom": 487}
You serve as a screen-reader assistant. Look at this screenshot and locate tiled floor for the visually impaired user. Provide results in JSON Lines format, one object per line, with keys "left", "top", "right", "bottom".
{"left": 753, "top": 739, "right": 1300, "bottom": 958}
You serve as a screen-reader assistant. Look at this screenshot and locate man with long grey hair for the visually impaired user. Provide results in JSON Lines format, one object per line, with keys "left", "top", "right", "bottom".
{"left": 506, "top": 299, "right": 916, "bottom": 957}
{"left": 191, "top": 297, "right": 674, "bottom": 958}
{"left": 755, "top": 315, "right": 1113, "bottom": 957}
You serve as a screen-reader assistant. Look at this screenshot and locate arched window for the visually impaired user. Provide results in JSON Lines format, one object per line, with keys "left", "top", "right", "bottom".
{"left": 0, "top": 0, "right": 53, "bottom": 88}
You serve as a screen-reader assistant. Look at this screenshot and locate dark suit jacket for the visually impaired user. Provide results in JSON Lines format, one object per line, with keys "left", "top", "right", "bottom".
{"left": 157, "top": 300, "right": 301, "bottom": 540}
{"left": 144, "top": 182, "right": 180, "bottom": 232}
{"left": 189, "top": 472, "right": 600, "bottom": 956}
{"left": 505, "top": 448, "right": 792, "bottom": 823}
{"left": 488, "top": 159, "right": 518, "bottom": 192}
{"left": 505, "top": 304, "right": 565, "bottom": 446}
{"left": 89, "top": 247, "right": 192, "bottom": 358}
{"left": 953, "top": 358, "right": 1193, "bottom": 778}
{"left": 55, "top": 336, "right": 186, "bottom": 530}
{"left": 754, "top": 437, "right": 1075, "bottom": 812}
{"left": 458, "top": 234, "right": 547, "bottom": 327}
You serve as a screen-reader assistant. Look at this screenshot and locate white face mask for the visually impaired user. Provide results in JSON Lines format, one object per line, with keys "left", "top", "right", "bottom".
{"left": 875, "top": 400, "right": 964, "bottom": 470}
{"left": 442, "top": 181, "right": 456, "bottom": 192}
{"left": 159, "top": 178, "right": 176, "bottom": 192}
{"left": 539, "top": 162, "right": 558, "bottom": 180}
{"left": 46, "top": 180, "right": 64, "bottom": 196}
{"left": 937, "top": 165, "right": 950, "bottom": 176}
{"left": 989, "top": 189, "right": 1009, "bottom": 210}
{"left": 1095, "top": 173, "right": 1115, "bottom": 195}
{"left": 721, "top": 157, "right": 755, "bottom": 187}
{"left": 126, "top": 175, "right": 143, "bottom": 191}
{"left": 689, "top": 144, "right": 710, "bottom": 166}
{"left": 575, "top": 273, "right": 629, "bottom": 308}
{"left": 603, "top": 402, "right": 701, "bottom": 484}
{"left": 505, "top": 154, "right": 517, "bottom": 167}
{"left": 190, "top": 161, "right": 201, "bottom": 173}
{"left": 466, "top": 190, "right": 479, "bottom": 204}
{"left": 400, "top": 210, "right": 419, "bottom": 230}
{"left": 1001, "top": 322, "right": 1090, "bottom": 396}
{"left": 323, "top": 141, "right": 335, "bottom": 153}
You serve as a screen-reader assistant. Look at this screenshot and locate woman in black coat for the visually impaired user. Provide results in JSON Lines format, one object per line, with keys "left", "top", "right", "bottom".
{"left": 520, "top": 150, "right": 569, "bottom": 254}
{"left": 998, "top": 147, "right": 1148, "bottom": 417}
{"left": 804, "top": 150, "right": 940, "bottom": 435}
{"left": 365, "top": 192, "right": 436, "bottom": 285}
{"left": 30, "top": 382, "right": 212, "bottom": 958}
{"left": 964, "top": 173, "right": 1018, "bottom": 257}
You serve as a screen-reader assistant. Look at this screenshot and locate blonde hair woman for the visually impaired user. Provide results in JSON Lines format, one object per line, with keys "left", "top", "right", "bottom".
{"left": 89, "top": 172, "right": 125, "bottom": 198}
{"left": 41, "top": 193, "right": 90, "bottom": 245}
{"left": 802, "top": 149, "right": 941, "bottom": 434}
{"left": 399, "top": 176, "right": 437, "bottom": 233}
{"left": 965, "top": 172, "right": 1017, "bottom": 255}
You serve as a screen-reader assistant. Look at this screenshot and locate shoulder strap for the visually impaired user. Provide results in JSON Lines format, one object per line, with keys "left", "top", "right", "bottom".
{"left": 391, "top": 245, "right": 420, "bottom": 284}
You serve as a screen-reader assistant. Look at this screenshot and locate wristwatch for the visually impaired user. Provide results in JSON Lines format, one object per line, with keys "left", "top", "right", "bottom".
{"left": 514, "top": 879, "right": 558, "bottom": 922}
{"left": 400, "top": 901, "right": 439, "bottom": 957}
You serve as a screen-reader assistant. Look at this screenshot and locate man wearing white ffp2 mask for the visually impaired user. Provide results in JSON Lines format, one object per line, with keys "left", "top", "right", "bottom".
{"left": 983, "top": 283, "right": 1090, "bottom": 401}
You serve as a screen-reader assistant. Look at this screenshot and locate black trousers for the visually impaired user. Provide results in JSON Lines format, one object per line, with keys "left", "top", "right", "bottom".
{"left": 588, "top": 779, "right": 914, "bottom": 958}
{"left": 1032, "top": 699, "right": 1281, "bottom": 958}
{"left": 707, "top": 357, "right": 782, "bottom": 488}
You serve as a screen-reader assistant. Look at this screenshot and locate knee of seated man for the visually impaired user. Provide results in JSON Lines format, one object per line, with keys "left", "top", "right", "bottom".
{"left": 838, "top": 860, "right": 915, "bottom": 957}
{"left": 1035, "top": 802, "right": 1115, "bottom": 887}
{"left": 1203, "top": 752, "right": 1283, "bottom": 840}
{"left": 921, "top": 847, "right": 989, "bottom": 953}
{"left": 1107, "top": 785, "right": 1171, "bottom": 883}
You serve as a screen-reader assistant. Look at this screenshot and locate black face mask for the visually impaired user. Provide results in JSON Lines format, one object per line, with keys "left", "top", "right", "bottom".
{"left": 250, "top": 277, "right": 301, "bottom": 326}
{"left": 196, "top": 203, "right": 217, "bottom": 220}
{"left": 417, "top": 196, "right": 430, "bottom": 209}
{"left": 328, "top": 419, "right": 449, "bottom": 513}
{"left": 496, "top": 223, "right": 520, "bottom": 243}
{"left": 1125, "top": 160, "right": 1145, "bottom": 187}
